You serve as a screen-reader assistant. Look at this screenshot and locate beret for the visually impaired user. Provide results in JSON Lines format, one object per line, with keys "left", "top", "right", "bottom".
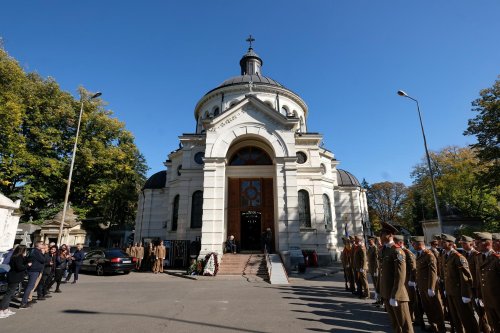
{"left": 394, "top": 235, "right": 405, "bottom": 242}
{"left": 492, "top": 233, "right": 500, "bottom": 241}
{"left": 459, "top": 235, "right": 474, "bottom": 242}
{"left": 432, "top": 234, "right": 442, "bottom": 240}
{"left": 411, "top": 236, "right": 425, "bottom": 242}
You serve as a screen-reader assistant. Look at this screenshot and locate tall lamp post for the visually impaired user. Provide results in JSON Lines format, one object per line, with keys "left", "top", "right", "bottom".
{"left": 57, "top": 92, "right": 102, "bottom": 246}
{"left": 397, "top": 90, "right": 443, "bottom": 233}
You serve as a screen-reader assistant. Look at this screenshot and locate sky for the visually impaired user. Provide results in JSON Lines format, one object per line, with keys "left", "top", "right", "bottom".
{"left": 1, "top": 1, "right": 499, "bottom": 185}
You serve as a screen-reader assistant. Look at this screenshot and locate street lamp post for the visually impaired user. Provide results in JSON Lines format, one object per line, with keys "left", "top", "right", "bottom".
{"left": 397, "top": 90, "right": 443, "bottom": 233}
{"left": 57, "top": 92, "right": 102, "bottom": 246}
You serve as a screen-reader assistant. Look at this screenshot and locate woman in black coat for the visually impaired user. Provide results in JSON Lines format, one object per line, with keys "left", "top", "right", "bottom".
{"left": 0, "top": 245, "right": 30, "bottom": 317}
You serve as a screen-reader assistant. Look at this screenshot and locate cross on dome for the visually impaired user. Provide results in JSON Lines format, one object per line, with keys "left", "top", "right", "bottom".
{"left": 246, "top": 35, "right": 255, "bottom": 49}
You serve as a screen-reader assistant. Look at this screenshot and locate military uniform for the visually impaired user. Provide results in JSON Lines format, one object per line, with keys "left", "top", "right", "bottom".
{"left": 341, "top": 245, "right": 355, "bottom": 292}
{"left": 154, "top": 243, "right": 166, "bottom": 273}
{"left": 353, "top": 242, "right": 369, "bottom": 298}
{"left": 415, "top": 247, "right": 446, "bottom": 333}
{"left": 443, "top": 247, "right": 479, "bottom": 333}
{"left": 380, "top": 242, "right": 413, "bottom": 333}
{"left": 477, "top": 249, "right": 500, "bottom": 332}
{"left": 401, "top": 246, "right": 419, "bottom": 323}
{"left": 135, "top": 245, "right": 144, "bottom": 270}
{"left": 350, "top": 242, "right": 358, "bottom": 294}
{"left": 367, "top": 242, "right": 379, "bottom": 299}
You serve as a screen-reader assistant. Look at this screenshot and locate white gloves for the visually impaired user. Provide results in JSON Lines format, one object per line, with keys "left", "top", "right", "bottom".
{"left": 408, "top": 281, "right": 416, "bottom": 287}
{"left": 389, "top": 298, "right": 398, "bottom": 307}
{"left": 427, "top": 289, "right": 435, "bottom": 297}
{"left": 360, "top": 268, "right": 364, "bottom": 273}
{"left": 478, "top": 299, "right": 484, "bottom": 307}
{"left": 462, "top": 297, "right": 471, "bottom": 304}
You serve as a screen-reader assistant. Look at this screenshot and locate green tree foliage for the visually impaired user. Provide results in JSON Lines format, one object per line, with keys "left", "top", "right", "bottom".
{"left": 406, "top": 146, "right": 499, "bottom": 231}
{"left": 365, "top": 181, "right": 410, "bottom": 230}
{"left": 464, "top": 76, "right": 500, "bottom": 190}
{"left": 0, "top": 48, "right": 147, "bottom": 228}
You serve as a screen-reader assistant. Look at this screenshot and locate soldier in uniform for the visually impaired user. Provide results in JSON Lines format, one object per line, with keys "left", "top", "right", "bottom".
{"left": 394, "top": 235, "right": 422, "bottom": 327}
{"left": 135, "top": 242, "right": 144, "bottom": 271}
{"left": 460, "top": 235, "right": 491, "bottom": 333}
{"left": 379, "top": 222, "right": 414, "bottom": 333}
{"left": 492, "top": 233, "right": 500, "bottom": 254}
{"left": 353, "top": 234, "right": 370, "bottom": 299}
{"left": 474, "top": 232, "right": 500, "bottom": 333}
{"left": 340, "top": 237, "right": 354, "bottom": 291}
{"left": 441, "top": 233, "right": 479, "bottom": 333}
{"left": 411, "top": 236, "right": 446, "bottom": 333}
{"left": 349, "top": 236, "right": 358, "bottom": 295}
{"left": 367, "top": 235, "right": 380, "bottom": 304}
{"left": 154, "top": 240, "right": 166, "bottom": 273}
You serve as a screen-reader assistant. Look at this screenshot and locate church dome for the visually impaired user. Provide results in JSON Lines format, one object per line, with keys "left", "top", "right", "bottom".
{"left": 143, "top": 171, "right": 167, "bottom": 189}
{"left": 336, "top": 169, "right": 362, "bottom": 187}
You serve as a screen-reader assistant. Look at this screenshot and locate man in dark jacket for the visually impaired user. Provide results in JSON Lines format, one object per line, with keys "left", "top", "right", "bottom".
{"left": 20, "top": 242, "right": 46, "bottom": 308}
{"left": 36, "top": 245, "right": 53, "bottom": 300}
{"left": 70, "top": 244, "right": 85, "bottom": 284}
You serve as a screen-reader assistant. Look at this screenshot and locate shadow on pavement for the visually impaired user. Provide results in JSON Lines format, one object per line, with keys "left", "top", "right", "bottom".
{"left": 276, "top": 283, "right": 392, "bottom": 332}
{"left": 63, "top": 309, "right": 268, "bottom": 333}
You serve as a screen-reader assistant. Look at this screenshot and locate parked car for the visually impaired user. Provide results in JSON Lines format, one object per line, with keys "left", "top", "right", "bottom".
{"left": 0, "top": 251, "right": 9, "bottom": 265}
{"left": 80, "top": 249, "right": 136, "bottom": 276}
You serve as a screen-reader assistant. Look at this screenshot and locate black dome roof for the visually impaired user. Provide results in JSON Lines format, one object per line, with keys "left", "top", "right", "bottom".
{"left": 143, "top": 171, "right": 166, "bottom": 190}
{"left": 336, "top": 169, "right": 361, "bottom": 187}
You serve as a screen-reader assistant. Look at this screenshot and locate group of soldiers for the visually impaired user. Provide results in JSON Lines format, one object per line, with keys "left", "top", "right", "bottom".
{"left": 341, "top": 222, "right": 500, "bottom": 333}
{"left": 125, "top": 242, "right": 167, "bottom": 273}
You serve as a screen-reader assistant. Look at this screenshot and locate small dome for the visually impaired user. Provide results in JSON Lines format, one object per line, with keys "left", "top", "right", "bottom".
{"left": 143, "top": 171, "right": 167, "bottom": 189}
{"left": 336, "top": 169, "right": 361, "bottom": 187}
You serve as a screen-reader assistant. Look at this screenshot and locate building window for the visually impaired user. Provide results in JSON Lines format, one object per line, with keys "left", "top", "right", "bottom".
{"left": 177, "top": 165, "right": 182, "bottom": 176}
{"left": 190, "top": 191, "right": 203, "bottom": 228}
{"left": 171, "top": 195, "right": 179, "bottom": 231}
{"left": 194, "top": 152, "right": 205, "bottom": 165}
{"left": 213, "top": 107, "right": 220, "bottom": 117}
{"left": 229, "top": 146, "right": 272, "bottom": 166}
{"left": 298, "top": 190, "right": 311, "bottom": 228}
{"left": 320, "top": 163, "right": 326, "bottom": 175}
{"left": 323, "top": 194, "right": 332, "bottom": 230}
{"left": 240, "top": 180, "right": 261, "bottom": 208}
{"left": 296, "top": 152, "right": 307, "bottom": 164}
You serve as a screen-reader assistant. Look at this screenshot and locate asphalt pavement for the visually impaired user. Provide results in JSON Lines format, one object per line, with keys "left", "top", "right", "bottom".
{"left": 0, "top": 267, "right": 426, "bottom": 333}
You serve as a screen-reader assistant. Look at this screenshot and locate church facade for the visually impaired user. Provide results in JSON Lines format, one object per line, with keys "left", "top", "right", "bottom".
{"left": 134, "top": 43, "right": 369, "bottom": 265}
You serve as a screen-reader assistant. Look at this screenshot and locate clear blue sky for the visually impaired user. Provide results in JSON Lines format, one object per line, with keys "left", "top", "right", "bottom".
{"left": 2, "top": 1, "right": 499, "bottom": 185}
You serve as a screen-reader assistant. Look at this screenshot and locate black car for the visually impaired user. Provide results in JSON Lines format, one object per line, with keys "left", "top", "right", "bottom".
{"left": 80, "top": 249, "right": 135, "bottom": 276}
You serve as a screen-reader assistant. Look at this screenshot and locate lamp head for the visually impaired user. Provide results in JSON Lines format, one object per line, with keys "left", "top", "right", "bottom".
{"left": 91, "top": 92, "right": 102, "bottom": 99}
{"left": 397, "top": 90, "right": 408, "bottom": 97}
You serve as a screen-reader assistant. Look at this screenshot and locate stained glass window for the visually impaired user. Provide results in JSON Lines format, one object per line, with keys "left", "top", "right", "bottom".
{"left": 299, "top": 190, "right": 311, "bottom": 228}
{"left": 229, "top": 147, "right": 272, "bottom": 166}
{"left": 240, "top": 180, "right": 261, "bottom": 207}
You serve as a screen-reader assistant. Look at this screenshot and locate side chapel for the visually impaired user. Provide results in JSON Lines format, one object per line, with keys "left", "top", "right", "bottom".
{"left": 135, "top": 38, "right": 369, "bottom": 265}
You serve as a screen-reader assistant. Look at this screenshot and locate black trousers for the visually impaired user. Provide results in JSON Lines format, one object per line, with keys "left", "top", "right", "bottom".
{"left": 0, "top": 282, "right": 19, "bottom": 310}
{"left": 48, "top": 269, "right": 64, "bottom": 290}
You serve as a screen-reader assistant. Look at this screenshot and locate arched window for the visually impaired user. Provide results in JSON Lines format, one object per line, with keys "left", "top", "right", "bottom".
{"left": 323, "top": 194, "right": 332, "bottom": 230}
{"left": 298, "top": 190, "right": 311, "bottom": 228}
{"left": 213, "top": 107, "right": 220, "bottom": 117}
{"left": 190, "top": 191, "right": 203, "bottom": 228}
{"left": 171, "top": 195, "right": 179, "bottom": 231}
{"left": 280, "top": 106, "right": 288, "bottom": 116}
{"left": 229, "top": 146, "right": 272, "bottom": 166}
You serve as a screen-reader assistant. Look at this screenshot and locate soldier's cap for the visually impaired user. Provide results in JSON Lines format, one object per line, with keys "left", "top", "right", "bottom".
{"left": 432, "top": 234, "right": 442, "bottom": 241}
{"left": 348, "top": 235, "right": 355, "bottom": 241}
{"left": 459, "top": 235, "right": 474, "bottom": 242}
{"left": 411, "top": 236, "right": 425, "bottom": 242}
{"left": 473, "top": 232, "right": 492, "bottom": 241}
{"left": 394, "top": 234, "right": 405, "bottom": 242}
{"left": 380, "top": 221, "right": 398, "bottom": 235}
{"left": 367, "top": 235, "right": 377, "bottom": 240}
{"left": 492, "top": 233, "right": 500, "bottom": 241}
{"left": 341, "top": 236, "right": 349, "bottom": 242}
{"left": 354, "top": 233, "right": 364, "bottom": 238}
{"left": 441, "top": 233, "right": 456, "bottom": 243}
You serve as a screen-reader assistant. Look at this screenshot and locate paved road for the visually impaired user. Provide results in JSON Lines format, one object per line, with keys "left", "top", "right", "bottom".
{"left": 0, "top": 270, "right": 420, "bottom": 333}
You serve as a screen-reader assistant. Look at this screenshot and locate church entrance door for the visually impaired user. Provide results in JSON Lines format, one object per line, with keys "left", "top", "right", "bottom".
{"left": 228, "top": 178, "right": 274, "bottom": 252}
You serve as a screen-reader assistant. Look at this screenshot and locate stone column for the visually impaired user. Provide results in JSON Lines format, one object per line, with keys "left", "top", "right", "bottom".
{"left": 199, "top": 157, "right": 226, "bottom": 257}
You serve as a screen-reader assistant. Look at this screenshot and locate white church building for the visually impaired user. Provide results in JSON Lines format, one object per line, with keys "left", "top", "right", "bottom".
{"left": 135, "top": 41, "right": 369, "bottom": 266}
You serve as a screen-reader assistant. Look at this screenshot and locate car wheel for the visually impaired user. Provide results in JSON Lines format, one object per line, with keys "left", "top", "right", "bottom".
{"left": 96, "top": 265, "right": 104, "bottom": 276}
{"left": 123, "top": 270, "right": 130, "bottom": 275}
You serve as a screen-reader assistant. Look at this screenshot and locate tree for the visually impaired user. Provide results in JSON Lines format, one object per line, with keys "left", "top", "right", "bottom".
{"left": 0, "top": 48, "right": 147, "bottom": 229}
{"left": 366, "top": 181, "right": 409, "bottom": 230}
{"left": 408, "top": 146, "right": 499, "bottom": 231}
{"left": 464, "top": 76, "right": 500, "bottom": 190}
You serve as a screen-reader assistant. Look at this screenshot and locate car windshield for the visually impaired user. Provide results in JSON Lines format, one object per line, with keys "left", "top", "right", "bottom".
{"left": 105, "top": 250, "right": 128, "bottom": 257}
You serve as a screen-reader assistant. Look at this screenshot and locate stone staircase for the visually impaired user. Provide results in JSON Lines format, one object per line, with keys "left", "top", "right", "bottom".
{"left": 218, "top": 254, "right": 269, "bottom": 280}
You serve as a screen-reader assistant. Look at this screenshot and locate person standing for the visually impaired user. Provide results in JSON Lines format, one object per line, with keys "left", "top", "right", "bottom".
{"left": 135, "top": 242, "right": 144, "bottom": 271}
{"left": 341, "top": 237, "right": 355, "bottom": 292}
{"left": 0, "top": 245, "right": 30, "bottom": 317}
{"left": 441, "top": 233, "right": 479, "bottom": 333}
{"left": 20, "top": 241, "right": 45, "bottom": 308}
{"left": 460, "top": 235, "right": 491, "bottom": 333}
{"left": 154, "top": 241, "right": 166, "bottom": 273}
{"left": 474, "top": 232, "right": 500, "bottom": 333}
{"left": 69, "top": 244, "right": 85, "bottom": 284}
{"left": 367, "top": 236, "right": 380, "bottom": 304}
{"left": 411, "top": 236, "right": 446, "bottom": 333}
{"left": 353, "top": 234, "right": 369, "bottom": 299}
{"left": 379, "top": 222, "right": 413, "bottom": 333}
{"left": 52, "top": 248, "right": 69, "bottom": 293}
